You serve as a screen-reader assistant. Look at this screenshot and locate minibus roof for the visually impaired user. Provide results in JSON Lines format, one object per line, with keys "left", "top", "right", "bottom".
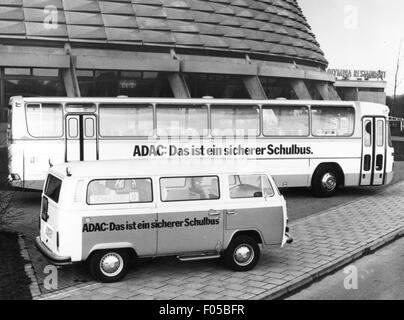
{"left": 49, "top": 159, "right": 274, "bottom": 179}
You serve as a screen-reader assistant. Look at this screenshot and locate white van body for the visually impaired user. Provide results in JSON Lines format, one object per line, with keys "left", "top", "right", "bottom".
{"left": 35, "top": 159, "right": 292, "bottom": 282}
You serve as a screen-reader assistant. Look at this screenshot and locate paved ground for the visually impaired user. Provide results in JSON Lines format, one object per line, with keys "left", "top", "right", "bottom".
{"left": 286, "top": 236, "right": 404, "bottom": 300}
{"left": 35, "top": 176, "right": 404, "bottom": 300}
{"left": 0, "top": 231, "right": 32, "bottom": 300}
{"left": 2, "top": 162, "right": 404, "bottom": 299}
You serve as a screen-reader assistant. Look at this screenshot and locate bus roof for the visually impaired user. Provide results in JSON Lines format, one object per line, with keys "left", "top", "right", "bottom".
{"left": 12, "top": 96, "right": 364, "bottom": 107}
{"left": 49, "top": 159, "right": 275, "bottom": 179}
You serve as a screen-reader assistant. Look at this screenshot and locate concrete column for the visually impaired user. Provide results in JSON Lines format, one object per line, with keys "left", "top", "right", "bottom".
{"left": 243, "top": 75, "right": 268, "bottom": 99}
{"left": 62, "top": 68, "right": 79, "bottom": 97}
{"left": 167, "top": 73, "right": 191, "bottom": 98}
{"left": 290, "top": 79, "right": 312, "bottom": 100}
{"left": 327, "top": 84, "right": 341, "bottom": 100}
{"left": 62, "top": 45, "right": 81, "bottom": 97}
{"left": 315, "top": 82, "right": 331, "bottom": 100}
{"left": 316, "top": 82, "right": 341, "bottom": 100}
{"left": 0, "top": 68, "right": 4, "bottom": 114}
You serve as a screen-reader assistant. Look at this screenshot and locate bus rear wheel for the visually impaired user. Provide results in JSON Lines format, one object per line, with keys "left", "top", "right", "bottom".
{"left": 312, "top": 166, "right": 339, "bottom": 197}
{"left": 89, "top": 249, "right": 130, "bottom": 283}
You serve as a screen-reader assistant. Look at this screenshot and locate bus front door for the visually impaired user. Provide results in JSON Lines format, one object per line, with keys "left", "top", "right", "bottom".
{"left": 65, "top": 114, "right": 98, "bottom": 162}
{"left": 361, "top": 117, "right": 386, "bottom": 186}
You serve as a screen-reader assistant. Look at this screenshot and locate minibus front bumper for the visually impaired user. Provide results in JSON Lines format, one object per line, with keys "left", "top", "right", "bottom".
{"left": 285, "top": 226, "right": 293, "bottom": 245}
{"left": 35, "top": 237, "right": 72, "bottom": 266}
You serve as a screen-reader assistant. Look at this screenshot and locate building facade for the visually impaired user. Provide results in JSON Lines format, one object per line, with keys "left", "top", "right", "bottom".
{"left": 328, "top": 69, "right": 387, "bottom": 105}
{"left": 0, "top": 0, "right": 339, "bottom": 123}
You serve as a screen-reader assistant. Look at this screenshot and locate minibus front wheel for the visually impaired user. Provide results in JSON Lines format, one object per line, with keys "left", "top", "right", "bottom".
{"left": 89, "top": 249, "right": 130, "bottom": 283}
{"left": 224, "top": 236, "right": 260, "bottom": 271}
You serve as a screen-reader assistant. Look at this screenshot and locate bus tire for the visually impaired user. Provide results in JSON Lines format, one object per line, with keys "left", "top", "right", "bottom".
{"left": 89, "top": 249, "right": 130, "bottom": 283}
{"left": 312, "top": 165, "right": 339, "bottom": 197}
{"left": 224, "top": 236, "right": 260, "bottom": 272}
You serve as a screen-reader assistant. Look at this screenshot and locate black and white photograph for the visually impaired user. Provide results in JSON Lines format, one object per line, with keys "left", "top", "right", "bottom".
{"left": 0, "top": 0, "right": 403, "bottom": 311}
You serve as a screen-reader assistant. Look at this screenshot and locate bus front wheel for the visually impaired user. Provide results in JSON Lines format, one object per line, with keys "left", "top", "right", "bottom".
{"left": 89, "top": 249, "right": 130, "bottom": 283}
{"left": 312, "top": 166, "right": 339, "bottom": 197}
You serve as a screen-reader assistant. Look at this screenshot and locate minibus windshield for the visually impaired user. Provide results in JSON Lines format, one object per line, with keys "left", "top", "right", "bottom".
{"left": 44, "top": 174, "right": 62, "bottom": 203}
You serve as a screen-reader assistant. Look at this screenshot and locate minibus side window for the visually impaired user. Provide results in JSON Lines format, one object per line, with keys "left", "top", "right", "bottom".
{"left": 160, "top": 176, "right": 220, "bottom": 202}
{"left": 228, "top": 174, "right": 274, "bottom": 199}
{"left": 87, "top": 178, "right": 153, "bottom": 205}
{"left": 44, "top": 174, "right": 62, "bottom": 203}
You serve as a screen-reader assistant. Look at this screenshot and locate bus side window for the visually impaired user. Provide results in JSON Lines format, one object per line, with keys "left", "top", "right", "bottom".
{"left": 68, "top": 118, "right": 78, "bottom": 138}
{"left": 311, "top": 106, "right": 355, "bottom": 137}
{"left": 26, "top": 103, "right": 63, "bottom": 137}
{"left": 156, "top": 104, "right": 208, "bottom": 137}
{"left": 99, "top": 104, "right": 153, "bottom": 137}
{"left": 262, "top": 105, "right": 309, "bottom": 137}
{"left": 211, "top": 105, "right": 260, "bottom": 137}
{"left": 364, "top": 121, "right": 372, "bottom": 147}
{"left": 85, "top": 118, "right": 95, "bottom": 138}
{"left": 376, "top": 120, "right": 384, "bottom": 147}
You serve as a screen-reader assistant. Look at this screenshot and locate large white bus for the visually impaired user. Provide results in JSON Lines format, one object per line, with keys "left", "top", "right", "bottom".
{"left": 7, "top": 96, "right": 394, "bottom": 196}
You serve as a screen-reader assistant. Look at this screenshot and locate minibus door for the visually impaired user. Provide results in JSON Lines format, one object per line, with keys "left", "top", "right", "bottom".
{"left": 360, "top": 117, "right": 386, "bottom": 186}
{"left": 156, "top": 204, "right": 224, "bottom": 256}
{"left": 65, "top": 114, "right": 98, "bottom": 162}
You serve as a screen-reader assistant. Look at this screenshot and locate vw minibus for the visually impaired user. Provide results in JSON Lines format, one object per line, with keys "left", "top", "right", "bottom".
{"left": 35, "top": 159, "right": 292, "bottom": 282}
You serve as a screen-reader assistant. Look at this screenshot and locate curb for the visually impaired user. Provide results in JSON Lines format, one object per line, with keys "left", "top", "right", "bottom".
{"left": 256, "top": 227, "right": 404, "bottom": 300}
{"left": 17, "top": 234, "right": 42, "bottom": 299}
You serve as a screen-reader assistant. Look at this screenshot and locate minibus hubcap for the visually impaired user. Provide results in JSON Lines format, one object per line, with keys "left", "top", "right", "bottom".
{"left": 100, "top": 253, "right": 123, "bottom": 277}
{"left": 322, "top": 173, "right": 337, "bottom": 191}
{"left": 234, "top": 244, "right": 254, "bottom": 266}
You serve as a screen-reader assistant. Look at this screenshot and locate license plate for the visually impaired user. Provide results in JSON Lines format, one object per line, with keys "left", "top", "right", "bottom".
{"left": 45, "top": 226, "right": 53, "bottom": 239}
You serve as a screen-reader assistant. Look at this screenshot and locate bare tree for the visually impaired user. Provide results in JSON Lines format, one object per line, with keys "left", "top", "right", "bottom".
{"left": 392, "top": 39, "right": 404, "bottom": 112}
{"left": 0, "top": 147, "right": 15, "bottom": 224}
{"left": 0, "top": 190, "right": 14, "bottom": 222}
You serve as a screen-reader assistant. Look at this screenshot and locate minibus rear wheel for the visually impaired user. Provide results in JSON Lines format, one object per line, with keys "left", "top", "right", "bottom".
{"left": 89, "top": 249, "right": 130, "bottom": 283}
{"left": 224, "top": 236, "right": 260, "bottom": 271}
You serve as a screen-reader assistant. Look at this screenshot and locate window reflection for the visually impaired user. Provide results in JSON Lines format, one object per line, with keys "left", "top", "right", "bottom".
{"left": 26, "top": 104, "right": 63, "bottom": 137}
{"left": 312, "top": 107, "right": 355, "bottom": 137}
{"left": 211, "top": 105, "right": 260, "bottom": 137}
{"left": 78, "top": 71, "right": 173, "bottom": 97}
{"left": 263, "top": 106, "right": 309, "bottom": 136}
{"left": 99, "top": 104, "right": 154, "bottom": 137}
{"left": 156, "top": 105, "right": 208, "bottom": 137}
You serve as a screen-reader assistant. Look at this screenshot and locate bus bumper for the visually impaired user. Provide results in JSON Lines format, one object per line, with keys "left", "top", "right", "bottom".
{"left": 35, "top": 237, "right": 72, "bottom": 266}
{"left": 385, "top": 171, "right": 394, "bottom": 185}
